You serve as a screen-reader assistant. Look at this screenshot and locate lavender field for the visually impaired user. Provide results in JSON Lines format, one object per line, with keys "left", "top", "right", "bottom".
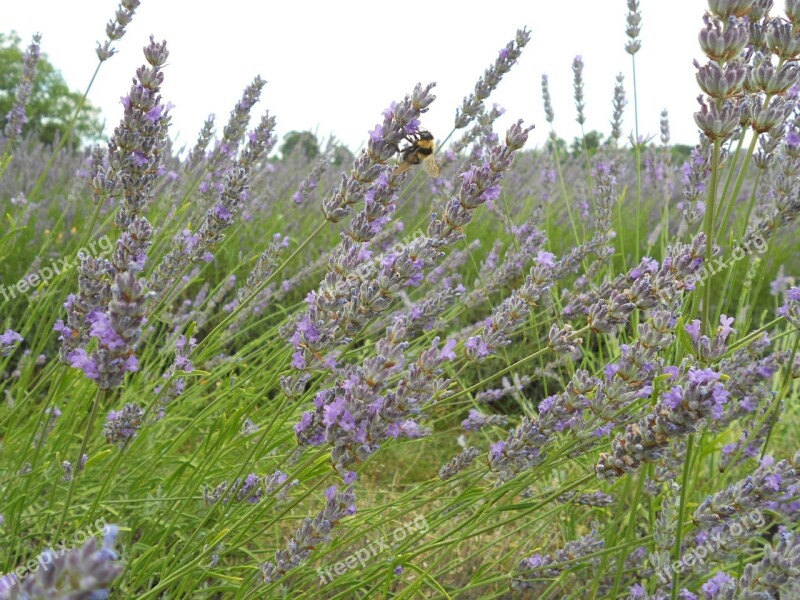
{"left": 1, "top": 0, "right": 800, "bottom": 598}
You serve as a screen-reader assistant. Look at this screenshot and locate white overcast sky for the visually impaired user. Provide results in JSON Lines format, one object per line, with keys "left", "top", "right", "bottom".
{"left": 6, "top": 1, "right": 713, "bottom": 153}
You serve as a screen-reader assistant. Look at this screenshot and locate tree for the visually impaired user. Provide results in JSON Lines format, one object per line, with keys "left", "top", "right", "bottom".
{"left": 671, "top": 144, "right": 693, "bottom": 163}
{"left": 570, "top": 130, "right": 604, "bottom": 158}
{"left": 545, "top": 135, "right": 568, "bottom": 161}
{"left": 0, "top": 32, "right": 103, "bottom": 148}
{"left": 280, "top": 130, "right": 320, "bottom": 160}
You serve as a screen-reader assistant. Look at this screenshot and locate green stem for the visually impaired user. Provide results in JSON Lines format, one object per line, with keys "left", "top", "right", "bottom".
{"left": 702, "top": 139, "right": 721, "bottom": 326}
{"left": 671, "top": 435, "right": 694, "bottom": 600}
{"left": 53, "top": 386, "right": 106, "bottom": 542}
{"left": 631, "top": 53, "right": 641, "bottom": 263}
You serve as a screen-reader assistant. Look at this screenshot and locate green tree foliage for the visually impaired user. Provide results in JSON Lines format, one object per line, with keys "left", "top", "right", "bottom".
{"left": 280, "top": 130, "right": 320, "bottom": 160}
{"left": 570, "top": 130, "right": 604, "bottom": 158}
{"left": 545, "top": 135, "right": 568, "bottom": 160}
{"left": 0, "top": 32, "right": 103, "bottom": 148}
{"left": 671, "top": 143, "right": 693, "bottom": 163}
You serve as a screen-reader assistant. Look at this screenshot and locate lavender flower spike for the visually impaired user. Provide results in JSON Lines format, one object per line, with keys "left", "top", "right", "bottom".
{"left": 4, "top": 33, "right": 42, "bottom": 147}
{"left": 511, "top": 531, "right": 604, "bottom": 593}
{"left": 260, "top": 485, "right": 357, "bottom": 583}
{"left": 572, "top": 56, "right": 586, "bottom": 126}
{"left": 625, "top": 0, "right": 643, "bottom": 55}
{"left": 439, "top": 447, "right": 481, "bottom": 480}
{"left": 96, "top": 0, "right": 141, "bottom": 61}
{"left": 737, "top": 531, "right": 800, "bottom": 598}
{"left": 104, "top": 402, "right": 145, "bottom": 446}
{"left": 610, "top": 73, "right": 626, "bottom": 143}
{"left": 596, "top": 367, "right": 729, "bottom": 480}
{"left": 455, "top": 28, "right": 531, "bottom": 129}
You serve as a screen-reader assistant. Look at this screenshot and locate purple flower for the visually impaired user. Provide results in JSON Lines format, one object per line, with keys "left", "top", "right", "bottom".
{"left": 685, "top": 319, "right": 702, "bottom": 342}
{"left": 67, "top": 349, "right": 100, "bottom": 380}
{"left": 663, "top": 387, "right": 684, "bottom": 410}
{"left": 213, "top": 203, "right": 233, "bottom": 221}
{"left": 701, "top": 571, "right": 735, "bottom": 597}
{"left": 87, "top": 312, "right": 126, "bottom": 351}
{"left": 0, "top": 329, "right": 23, "bottom": 345}
{"left": 717, "top": 314, "right": 734, "bottom": 341}
{"left": 490, "top": 440, "right": 506, "bottom": 458}
{"left": 323, "top": 398, "right": 356, "bottom": 431}
{"left": 629, "top": 583, "right": 645, "bottom": 599}
{"left": 539, "top": 395, "right": 556, "bottom": 413}
{"left": 291, "top": 351, "right": 306, "bottom": 370}
{"left": 294, "top": 411, "right": 314, "bottom": 434}
{"left": 440, "top": 339, "right": 457, "bottom": 361}
{"left": 592, "top": 422, "right": 614, "bottom": 437}
{"left": 536, "top": 251, "right": 556, "bottom": 268}
{"left": 324, "top": 485, "right": 338, "bottom": 501}
{"left": 465, "top": 336, "right": 490, "bottom": 360}
{"left": 0, "top": 329, "right": 23, "bottom": 355}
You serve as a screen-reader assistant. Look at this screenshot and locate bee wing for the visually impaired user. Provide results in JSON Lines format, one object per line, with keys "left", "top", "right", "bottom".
{"left": 393, "top": 161, "right": 413, "bottom": 177}
{"left": 422, "top": 154, "right": 440, "bottom": 177}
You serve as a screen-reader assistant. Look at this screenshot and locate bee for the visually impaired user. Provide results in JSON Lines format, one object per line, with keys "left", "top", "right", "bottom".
{"left": 395, "top": 130, "right": 440, "bottom": 177}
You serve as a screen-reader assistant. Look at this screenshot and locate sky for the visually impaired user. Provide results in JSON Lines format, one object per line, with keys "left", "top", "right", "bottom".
{"left": 5, "top": 1, "right": 711, "bottom": 153}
